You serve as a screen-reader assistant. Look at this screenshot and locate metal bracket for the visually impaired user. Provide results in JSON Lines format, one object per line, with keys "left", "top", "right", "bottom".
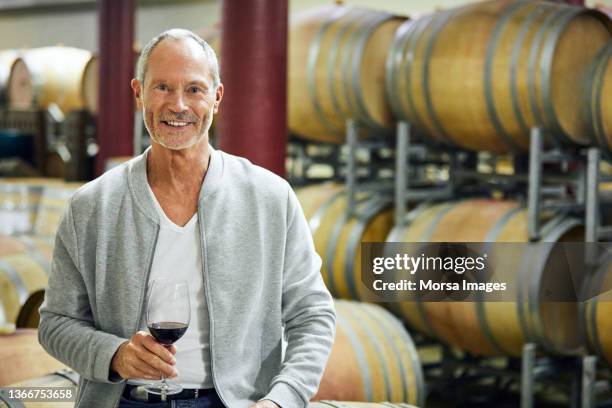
{"left": 528, "top": 128, "right": 543, "bottom": 242}
{"left": 395, "top": 121, "right": 409, "bottom": 227}
{"left": 521, "top": 342, "right": 537, "bottom": 408}
{"left": 346, "top": 118, "right": 358, "bottom": 217}
{"left": 581, "top": 355, "right": 597, "bottom": 408}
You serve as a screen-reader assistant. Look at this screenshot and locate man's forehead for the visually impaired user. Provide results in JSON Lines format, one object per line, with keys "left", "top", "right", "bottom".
{"left": 146, "top": 37, "right": 212, "bottom": 83}
{"left": 149, "top": 37, "right": 207, "bottom": 63}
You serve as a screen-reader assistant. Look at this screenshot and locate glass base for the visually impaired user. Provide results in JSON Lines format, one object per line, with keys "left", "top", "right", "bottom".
{"left": 143, "top": 382, "right": 183, "bottom": 396}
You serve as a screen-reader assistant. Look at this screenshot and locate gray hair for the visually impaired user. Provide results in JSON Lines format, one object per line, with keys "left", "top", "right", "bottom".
{"left": 136, "top": 28, "right": 220, "bottom": 88}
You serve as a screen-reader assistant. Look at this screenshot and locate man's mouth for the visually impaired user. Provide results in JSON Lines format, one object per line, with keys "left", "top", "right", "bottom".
{"left": 161, "top": 120, "right": 194, "bottom": 128}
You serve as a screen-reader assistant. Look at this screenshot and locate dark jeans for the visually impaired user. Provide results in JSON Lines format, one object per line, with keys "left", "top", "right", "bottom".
{"left": 117, "top": 392, "right": 225, "bottom": 408}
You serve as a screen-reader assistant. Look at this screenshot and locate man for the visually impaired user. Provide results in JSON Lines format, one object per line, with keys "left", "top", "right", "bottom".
{"left": 39, "top": 29, "right": 336, "bottom": 408}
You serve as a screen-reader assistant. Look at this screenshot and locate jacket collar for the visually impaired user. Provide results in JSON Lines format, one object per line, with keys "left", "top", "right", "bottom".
{"left": 128, "top": 143, "right": 224, "bottom": 224}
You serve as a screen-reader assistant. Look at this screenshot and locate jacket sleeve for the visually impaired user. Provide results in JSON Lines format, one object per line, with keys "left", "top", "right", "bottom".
{"left": 262, "top": 186, "right": 336, "bottom": 408}
{"left": 38, "top": 200, "right": 127, "bottom": 384}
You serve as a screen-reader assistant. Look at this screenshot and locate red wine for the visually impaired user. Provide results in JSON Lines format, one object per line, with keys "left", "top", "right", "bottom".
{"left": 148, "top": 322, "right": 188, "bottom": 345}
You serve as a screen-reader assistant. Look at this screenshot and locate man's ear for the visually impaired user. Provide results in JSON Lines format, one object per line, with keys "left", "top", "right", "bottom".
{"left": 213, "top": 83, "right": 224, "bottom": 114}
{"left": 131, "top": 78, "right": 143, "bottom": 110}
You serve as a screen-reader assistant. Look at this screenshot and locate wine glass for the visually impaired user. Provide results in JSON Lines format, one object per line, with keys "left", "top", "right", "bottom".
{"left": 143, "top": 279, "right": 190, "bottom": 399}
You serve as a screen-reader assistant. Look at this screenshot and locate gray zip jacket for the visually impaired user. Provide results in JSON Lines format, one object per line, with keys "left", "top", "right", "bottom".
{"left": 38, "top": 146, "right": 336, "bottom": 408}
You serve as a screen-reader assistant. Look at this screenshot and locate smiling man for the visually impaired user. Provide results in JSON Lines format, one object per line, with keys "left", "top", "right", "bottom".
{"left": 38, "top": 29, "right": 336, "bottom": 408}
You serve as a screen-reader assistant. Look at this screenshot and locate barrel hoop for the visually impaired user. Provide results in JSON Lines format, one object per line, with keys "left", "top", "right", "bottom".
{"left": 528, "top": 218, "right": 581, "bottom": 354}
{"left": 307, "top": 6, "right": 352, "bottom": 135}
{"left": 360, "top": 304, "right": 409, "bottom": 402}
{"left": 386, "top": 201, "right": 432, "bottom": 242}
{"left": 335, "top": 303, "right": 374, "bottom": 400}
{"left": 422, "top": 9, "right": 458, "bottom": 145}
{"left": 588, "top": 258, "right": 609, "bottom": 360}
{"left": 400, "top": 15, "right": 435, "bottom": 133}
{"left": 309, "top": 189, "right": 345, "bottom": 234}
{"left": 0, "top": 391, "right": 25, "bottom": 408}
{"left": 484, "top": 0, "right": 531, "bottom": 152}
{"left": 516, "top": 213, "right": 567, "bottom": 347}
{"left": 325, "top": 195, "right": 370, "bottom": 294}
{"left": 366, "top": 303, "right": 426, "bottom": 407}
{"left": 591, "top": 45, "right": 612, "bottom": 153}
{"left": 340, "top": 12, "right": 388, "bottom": 130}
{"left": 475, "top": 206, "right": 524, "bottom": 355}
{"left": 414, "top": 203, "right": 457, "bottom": 336}
{"left": 345, "top": 198, "right": 391, "bottom": 299}
{"left": 527, "top": 7, "right": 567, "bottom": 142}
{"left": 540, "top": 8, "right": 583, "bottom": 145}
{"left": 0, "top": 259, "right": 29, "bottom": 305}
{"left": 326, "top": 209, "right": 350, "bottom": 295}
{"left": 53, "top": 368, "right": 79, "bottom": 385}
{"left": 0, "top": 302, "right": 7, "bottom": 325}
{"left": 510, "top": 3, "right": 552, "bottom": 138}
{"left": 350, "top": 13, "right": 397, "bottom": 131}
{"left": 527, "top": 7, "right": 566, "bottom": 135}
{"left": 353, "top": 304, "right": 399, "bottom": 400}
{"left": 329, "top": 9, "right": 372, "bottom": 126}
{"left": 385, "top": 19, "right": 416, "bottom": 119}
{"left": 420, "top": 203, "right": 456, "bottom": 242}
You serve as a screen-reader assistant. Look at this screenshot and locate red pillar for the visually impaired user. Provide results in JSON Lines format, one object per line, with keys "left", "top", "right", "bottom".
{"left": 218, "top": 0, "right": 288, "bottom": 177}
{"left": 96, "top": 0, "right": 135, "bottom": 176}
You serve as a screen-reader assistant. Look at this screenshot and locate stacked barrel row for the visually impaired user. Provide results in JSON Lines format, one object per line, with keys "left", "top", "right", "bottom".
{"left": 0, "top": 47, "right": 98, "bottom": 116}
{"left": 288, "top": 0, "right": 612, "bottom": 153}
{"left": 296, "top": 181, "right": 612, "bottom": 370}
{"left": 0, "top": 178, "right": 82, "bottom": 330}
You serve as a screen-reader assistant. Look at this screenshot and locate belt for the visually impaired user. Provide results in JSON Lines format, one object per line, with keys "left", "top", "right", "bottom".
{"left": 123, "top": 383, "right": 216, "bottom": 403}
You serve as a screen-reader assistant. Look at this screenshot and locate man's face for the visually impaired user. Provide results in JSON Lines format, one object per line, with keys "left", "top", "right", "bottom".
{"left": 131, "top": 38, "right": 223, "bottom": 150}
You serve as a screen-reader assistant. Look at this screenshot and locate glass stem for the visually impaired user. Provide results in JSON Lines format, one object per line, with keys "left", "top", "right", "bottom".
{"left": 161, "top": 372, "right": 167, "bottom": 401}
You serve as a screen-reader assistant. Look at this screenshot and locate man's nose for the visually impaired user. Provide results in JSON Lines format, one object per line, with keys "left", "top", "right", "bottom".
{"left": 168, "top": 91, "right": 188, "bottom": 113}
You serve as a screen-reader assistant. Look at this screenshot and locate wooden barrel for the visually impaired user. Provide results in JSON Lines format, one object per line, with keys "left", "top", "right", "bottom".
{"left": 585, "top": 43, "right": 612, "bottom": 156}
{"left": 32, "top": 184, "right": 81, "bottom": 238}
{"left": 8, "top": 46, "right": 97, "bottom": 115}
{"left": 0, "top": 235, "right": 53, "bottom": 258}
{"left": 0, "top": 329, "right": 65, "bottom": 386}
{"left": 289, "top": 6, "right": 406, "bottom": 143}
{"left": 1, "top": 369, "right": 79, "bottom": 408}
{"left": 389, "top": 199, "right": 583, "bottom": 357}
{"left": 0, "top": 183, "right": 43, "bottom": 235}
{"left": 296, "top": 184, "right": 394, "bottom": 300}
{"left": 386, "top": 0, "right": 612, "bottom": 152}
{"left": 0, "top": 50, "right": 19, "bottom": 106}
{"left": 82, "top": 55, "right": 98, "bottom": 115}
{"left": 315, "top": 300, "right": 424, "bottom": 406}
{"left": 582, "top": 253, "right": 612, "bottom": 366}
{"left": 0, "top": 253, "right": 51, "bottom": 328}
{"left": 310, "top": 402, "right": 416, "bottom": 408}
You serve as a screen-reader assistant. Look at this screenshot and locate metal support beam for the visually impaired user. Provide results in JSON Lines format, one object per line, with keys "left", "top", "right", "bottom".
{"left": 218, "top": 0, "right": 288, "bottom": 177}
{"left": 586, "top": 148, "right": 601, "bottom": 243}
{"left": 395, "top": 121, "right": 409, "bottom": 227}
{"left": 346, "top": 119, "right": 357, "bottom": 217}
{"left": 581, "top": 355, "right": 597, "bottom": 408}
{"left": 521, "top": 343, "right": 536, "bottom": 408}
{"left": 96, "top": 0, "right": 135, "bottom": 175}
{"left": 528, "top": 128, "right": 543, "bottom": 241}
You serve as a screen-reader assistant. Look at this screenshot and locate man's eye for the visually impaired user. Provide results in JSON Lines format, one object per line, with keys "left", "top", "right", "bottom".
{"left": 157, "top": 84, "right": 168, "bottom": 91}
{"left": 189, "top": 87, "right": 201, "bottom": 94}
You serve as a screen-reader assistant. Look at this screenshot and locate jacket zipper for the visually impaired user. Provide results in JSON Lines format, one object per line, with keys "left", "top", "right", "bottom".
{"left": 198, "top": 208, "right": 230, "bottom": 407}
{"left": 113, "top": 224, "right": 160, "bottom": 408}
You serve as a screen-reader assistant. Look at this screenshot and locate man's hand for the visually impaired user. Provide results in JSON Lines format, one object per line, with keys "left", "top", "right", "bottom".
{"left": 249, "top": 400, "right": 280, "bottom": 408}
{"left": 111, "top": 331, "right": 178, "bottom": 380}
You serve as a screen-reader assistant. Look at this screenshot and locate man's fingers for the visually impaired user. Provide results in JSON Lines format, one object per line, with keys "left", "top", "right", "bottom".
{"left": 140, "top": 335, "right": 177, "bottom": 364}
{"left": 135, "top": 346, "right": 177, "bottom": 378}
{"left": 130, "top": 356, "right": 162, "bottom": 380}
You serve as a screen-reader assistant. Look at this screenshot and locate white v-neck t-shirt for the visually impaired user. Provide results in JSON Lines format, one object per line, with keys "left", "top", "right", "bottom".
{"left": 130, "top": 184, "right": 213, "bottom": 388}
